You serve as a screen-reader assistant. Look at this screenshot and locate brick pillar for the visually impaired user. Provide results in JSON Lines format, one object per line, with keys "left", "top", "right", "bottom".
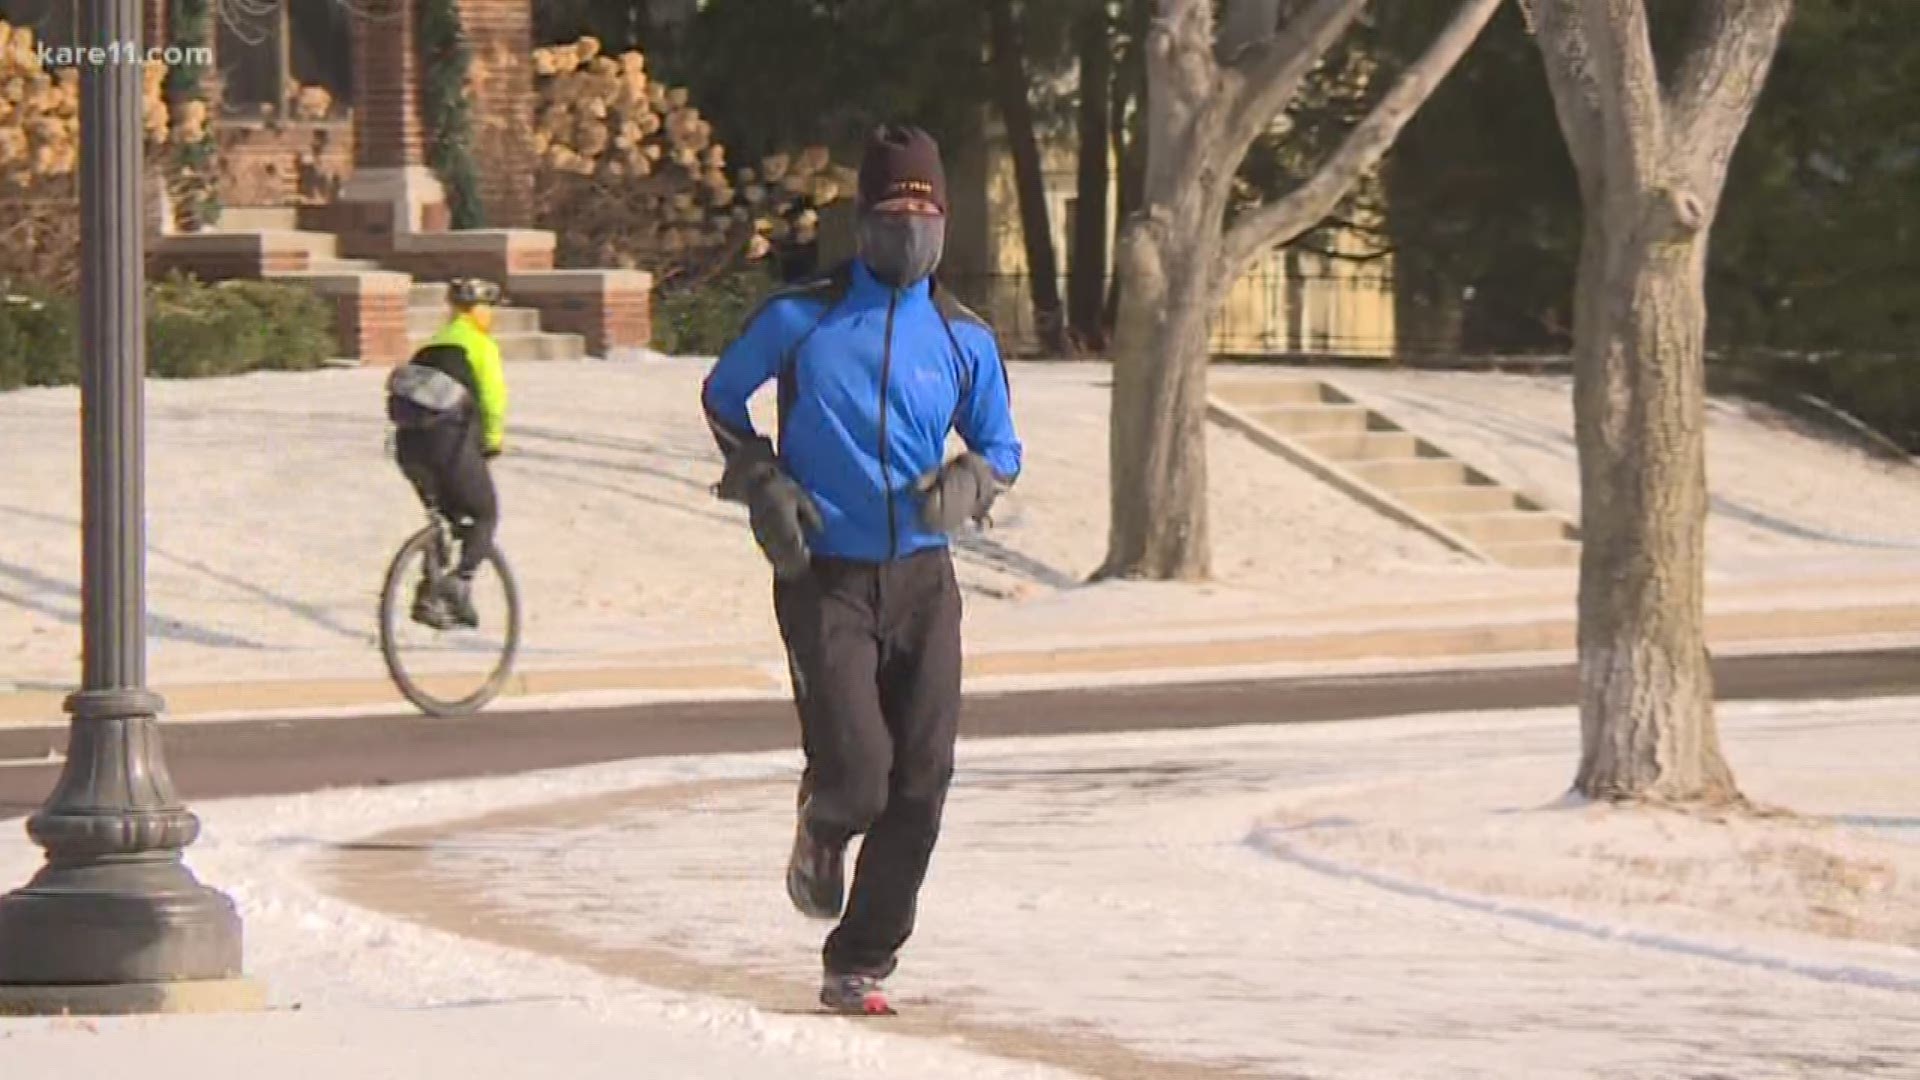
{"left": 457, "top": 0, "right": 535, "bottom": 228}
{"left": 354, "top": 0, "right": 428, "bottom": 170}
{"left": 330, "top": 0, "right": 447, "bottom": 254}
{"left": 143, "top": 0, "right": 166, "bottom": 46}
{"left": 507, "top": 270, "right": 654, "bottom": 358}
{"left": 336, "top": 274, "right": 416, "bottom": 366}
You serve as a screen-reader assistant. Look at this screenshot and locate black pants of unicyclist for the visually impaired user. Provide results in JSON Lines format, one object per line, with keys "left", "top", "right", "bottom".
{"left": 395, "top": 422, "right": 497, "bottom": 575}
{"left": 773, "top": 546, "right": 963, "bottom": 977}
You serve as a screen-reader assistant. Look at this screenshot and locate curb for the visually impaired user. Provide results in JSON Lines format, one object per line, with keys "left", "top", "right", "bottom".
{"left": 1, "top": 598, "right": 1916, "bottom": 727}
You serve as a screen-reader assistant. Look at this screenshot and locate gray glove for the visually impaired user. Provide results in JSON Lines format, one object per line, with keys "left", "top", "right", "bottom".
{"left": 914, "top": 452, "right": 1004, "bottom": 534}
{"left": 716, "top": 438, "right": 822, "bottom": 580}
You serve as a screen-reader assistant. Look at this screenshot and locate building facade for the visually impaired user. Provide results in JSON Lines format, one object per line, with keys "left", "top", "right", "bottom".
{"left": 0, "top": 0, "right": 648, "bottom": 364}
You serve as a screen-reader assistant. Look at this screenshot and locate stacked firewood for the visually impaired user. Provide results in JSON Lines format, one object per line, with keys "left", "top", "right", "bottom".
{"left": 0, "top": 21, "right": 183, "bottom": 288}
{"left": 530, "top": 36, "right": 852, "bottom": 276}
{"left": 0, "top": 21, "right": 179, "bottom": 189}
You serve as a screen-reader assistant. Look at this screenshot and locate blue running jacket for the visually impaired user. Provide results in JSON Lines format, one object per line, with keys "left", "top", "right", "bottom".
{"left": 702, "top": 259, "right": 1024, "bottom": 563}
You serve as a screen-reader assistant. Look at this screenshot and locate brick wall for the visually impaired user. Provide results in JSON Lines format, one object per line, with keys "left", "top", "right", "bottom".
{"left": 305, "top": 199, "right": 398, "bottom": 260}
{"left": 381, "top": 244, "right": 553, "bottom": 285}
{"left": 339, "top": 284, "right": 413, "bottom": 366}
{"left": 595, "top": 287, "right": 652, "bottom": 356}
{"left": 353, "top": 0, "right": 426, "bottom": 170}
{"left": 457, "top": 0, "right": 536, "bottom": 228}
{"left": 508, "top": 271, "right": 654, "bottom": 358}
{"left": 216, "top": 121, "right": 354, "bottom": 208}
{"left": 148, "top": 248, "right": 312, "bottom": 281}
{"left": 144, "top": 0, "right": 166, "bottom": 46}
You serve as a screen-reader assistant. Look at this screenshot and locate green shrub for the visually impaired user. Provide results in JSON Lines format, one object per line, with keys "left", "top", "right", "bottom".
{"left": 147, "top": 273, "right": 335, "bottom": 379}
{"left": 651, "top": 263, "right": 779, "bottom": 356}
{"left": 0, "top": 274, "right": 336, "bottom": 390}
{"left": 0, "top": 286, "right": 78, "bottom": 389}
{"left": 213, "top": 279, "right": 336, "bottom": 371}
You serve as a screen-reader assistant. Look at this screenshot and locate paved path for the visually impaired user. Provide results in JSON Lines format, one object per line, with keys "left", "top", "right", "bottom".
{"left": 3, "top": 647, "right": 1916, "bottom": 818}
{"left": 321, "top": 691, "right": 1920, "bottom": 1080}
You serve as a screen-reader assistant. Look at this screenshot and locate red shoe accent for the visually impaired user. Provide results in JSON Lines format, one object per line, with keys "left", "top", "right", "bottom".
{"left": 862, "top": 992, "right": 893, "bottom": 1015}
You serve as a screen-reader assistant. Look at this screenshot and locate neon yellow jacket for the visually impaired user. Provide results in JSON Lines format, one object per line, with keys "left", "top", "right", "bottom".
{"left": 428, "top": 315, "right": 507, "bottom": 453}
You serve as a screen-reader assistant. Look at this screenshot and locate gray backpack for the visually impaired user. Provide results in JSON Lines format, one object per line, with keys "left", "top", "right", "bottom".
{"left": 386, "top": 351, "right": 473, "bottom": 429}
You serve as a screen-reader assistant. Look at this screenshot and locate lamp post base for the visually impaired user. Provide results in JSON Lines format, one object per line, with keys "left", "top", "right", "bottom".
{"left": 0, "top": 977, "right": 266, "bottom": 1017}
{"left": 0, "top": 865, "right": 246, "bottom": 986}
{"left": 0, "top": 691, "right": 256, "bottom": 1004}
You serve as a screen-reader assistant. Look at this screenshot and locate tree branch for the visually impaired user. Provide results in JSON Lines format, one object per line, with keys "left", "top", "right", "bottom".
{"left": 1142, "top": 0, "right": 1222, "bottom": 189}
{"left": 1218, "top": 0, "right": 1285, "bottom": 61}
{"left": 1529, "top": 0, "right": 1606, "bottom": 189}
{"left": 1666, "top": 0, "right": 1793, "bottom": 190}
{"left": 1579, "top": 0, "right": 1667, "bottom": 193}
{"left": 1294, "top": 236, "right": 1395, "bottom": 263}
{"left": 1219, "top": 0, "right": 1367, "bottom": 168}
{"left": 1216, "top": 0, "right": 1502, "bottom": 286}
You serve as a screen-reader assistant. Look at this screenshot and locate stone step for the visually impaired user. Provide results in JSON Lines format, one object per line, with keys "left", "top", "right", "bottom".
{"left": 309, "top": 258, "right": 381, "bottom": 272}
{"left": 411, "top": 281, "right": 456, "bottom": 306}
{"left": 1437, "top": 510, "right": 1576, "bottom": 546}
{"left": 407, "top": 279, "right": 544, "bottom": 307}
{"left": 1482, "top": 539, "right": 1583, "bottom": 570}
{"left": 1347, "top": 456, "right": 1471, "bottom": 490}
{"left": 407, "top": 305, "right": 546, "bottom": 335}
{"left": 1249, "top": 404, "right": 1371, "bottom": 438}
{"left": 1391, "top": 484, "right": 1524, "bottom": 515}
{"left": 1299, "top": 430, "right": 1420, "bottom": 462}
{"left": 410, "top": 331, "right": 586, "bottom": 363}
{"left": 1214, "top": 378, "right": 1328, "bottom": 408}
{"left": 215, "top": 206, "right": 301, "bottom": 232}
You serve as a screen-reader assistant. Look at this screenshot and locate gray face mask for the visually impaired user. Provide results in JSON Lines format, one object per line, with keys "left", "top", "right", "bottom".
{"left": 858, "top": 212, "right": 946, "bottom": 287}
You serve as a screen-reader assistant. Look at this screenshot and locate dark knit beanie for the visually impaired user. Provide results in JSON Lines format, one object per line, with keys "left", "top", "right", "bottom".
{"left": 857, "top": 124, "right": 947, "bottom": 214}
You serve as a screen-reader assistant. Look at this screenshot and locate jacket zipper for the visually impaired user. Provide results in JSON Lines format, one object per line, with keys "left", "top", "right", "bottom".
{"left": 878, "top": 292, "right": 899, "bottom": 560}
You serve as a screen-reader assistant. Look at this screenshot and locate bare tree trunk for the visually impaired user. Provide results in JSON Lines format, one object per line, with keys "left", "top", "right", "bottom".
{"left": 1069, "top": 1, "right": 1113, "bottom": 352}
{"left": 1104, "top": 0, "right": 1151, "bottom": 332}
{"left": 1101, "top": 218, "right": 1219, "bottom": 579}
{"left": 1098, "top": 0, "right": 1500, "bottom": 580}
{"left": 1531, "top": 0, "right": 1793, "bottom": 805}
{"left": 1572, "top": 205, "right": 1736, "bottom": 803}
{"left": 987, "top": 0, "right": 1068, "bottom": 356}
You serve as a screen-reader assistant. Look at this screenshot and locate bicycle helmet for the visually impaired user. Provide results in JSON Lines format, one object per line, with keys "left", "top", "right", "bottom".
{"left": 448, "top": 277, "right": 503, "bottom": 308}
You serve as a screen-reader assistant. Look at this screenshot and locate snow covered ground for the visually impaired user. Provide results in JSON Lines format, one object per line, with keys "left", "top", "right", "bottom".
{"left": 6, "top": 698, "right": 1912, "bottom": 1078}
{"left": 1331, "top": 366, "right": 1920, "bottom": 564}
{"left": 4, "top": 359, "right": 1919, "bottom": 692}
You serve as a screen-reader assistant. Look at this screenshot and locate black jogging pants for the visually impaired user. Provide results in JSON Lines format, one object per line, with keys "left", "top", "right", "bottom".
{"left": 773, "top": 546, "right": 963, "bottom": 976}
{"left": 395, "top": 422, "right": 498, "bottom": 576}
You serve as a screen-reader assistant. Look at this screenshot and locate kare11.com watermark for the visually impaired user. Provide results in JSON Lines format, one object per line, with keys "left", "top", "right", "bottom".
{"left": 29, "top": 40, "right": 213, "bottom": 68}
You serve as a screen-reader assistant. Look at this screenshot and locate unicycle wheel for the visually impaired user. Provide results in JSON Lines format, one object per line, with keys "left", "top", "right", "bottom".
{"left": 377, "top": 524, "right": 521, "bottom": 717}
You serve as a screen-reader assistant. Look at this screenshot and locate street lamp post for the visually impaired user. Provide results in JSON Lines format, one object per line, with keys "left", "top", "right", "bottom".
{"left": 0, "top": 0, "right": 256, "bottom": 1013}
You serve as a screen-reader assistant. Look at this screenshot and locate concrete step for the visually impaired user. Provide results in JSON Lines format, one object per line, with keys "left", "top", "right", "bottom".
{"left": 1214, "top": 379, "right": 1328, "bottom": 408}
{"left": 1437, "top": 510, "right": 1576, "bottom": 546}
{"left": 410, "top": 281, "right": 478, "bottom": 306}
{"left": 1299, "top": 430, "right": 1420, "bottom": 462}
{"left": 1249, "top": 404, "right": 1371, "bottom": 438}
{"left": 309, "top": 258, "right": 381, "bottom": 272}
{"left": 1392, "top": 484, "right": 1524, "bottom": 515}
{"left": 407, "top": 305, "right": 545, "bottom": 335}
{"left": 409, "top": 279, "right": 549, "bottom": 307}
{"left": 1482, "top": 539, "right": 1583, "bottom": 570}
{"left": 215, "top": 206, "right": 301, "bottom": 232}
{"left": 410, "top": 331, "right": 586, "bottom": 363}
{"left": 1347, "top": 456, "right": 1470, "bottom": 490}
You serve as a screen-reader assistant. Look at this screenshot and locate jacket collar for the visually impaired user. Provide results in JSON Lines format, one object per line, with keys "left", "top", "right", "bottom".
{"left": 850, "top": 258, "right": 934, "bottom": 304}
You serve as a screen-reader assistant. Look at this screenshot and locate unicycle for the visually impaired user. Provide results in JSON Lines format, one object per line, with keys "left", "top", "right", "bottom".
{"left": 378, "top": 507, "right": 522, "bottom": 716}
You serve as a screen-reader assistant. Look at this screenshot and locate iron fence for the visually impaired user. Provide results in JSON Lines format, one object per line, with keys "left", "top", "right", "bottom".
{"left": 939, "top": 269, "right": 1402, "bottom": 361}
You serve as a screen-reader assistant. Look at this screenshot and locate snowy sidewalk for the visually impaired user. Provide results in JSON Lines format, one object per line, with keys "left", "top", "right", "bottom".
{"left": 297, "top": 703, "right": 1920, "bottom": 1079}
{"left": 5, "top": 359, "right": 1920, "bottom": 714}
{"left": 4, "top": 565, "right": 1919, "bottom": 724}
